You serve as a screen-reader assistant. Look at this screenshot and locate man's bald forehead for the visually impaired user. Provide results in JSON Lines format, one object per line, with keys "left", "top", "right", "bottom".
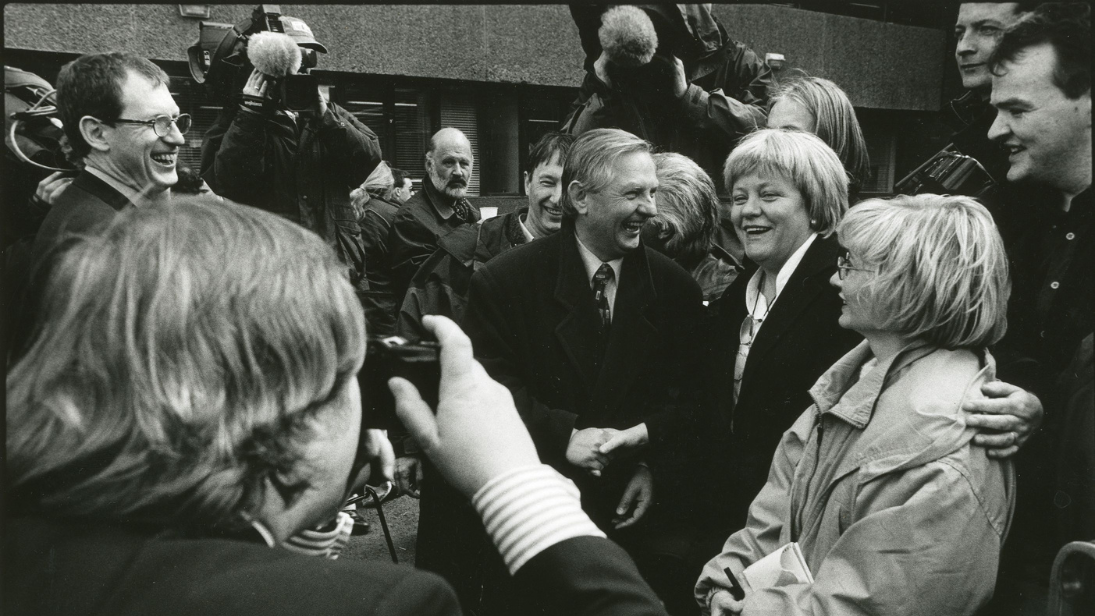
{"left": 429, "top": 128, "right": 471, "bottom": 154}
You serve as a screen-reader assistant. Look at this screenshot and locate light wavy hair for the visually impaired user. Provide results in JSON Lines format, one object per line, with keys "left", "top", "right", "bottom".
{"left": 6, "top": 196, "right": 366, "bottom": 533}
{"left": 650, "top": 152, "right": 718, "bottom": 269}
{"left": 837, "top": 194, "right": 1009, "bottom": 348}
{"left": 561, "top": 128, "right": 652, "bottom": 220}
{"left": 770, "top": 74, "right": 870, "bottom": 197}
{"left": 723, "top": 128, "right": 849, "bottom": 237}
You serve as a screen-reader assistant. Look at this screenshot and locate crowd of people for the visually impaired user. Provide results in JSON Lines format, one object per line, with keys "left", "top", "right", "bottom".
{"left": 3, "top": 3, "right": 1091, "bottom": 616}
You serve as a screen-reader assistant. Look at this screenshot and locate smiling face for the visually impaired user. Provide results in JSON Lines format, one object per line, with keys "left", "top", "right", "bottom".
{"left": 989, "top": 43, "right": 1093, "bottom": 190}
{"left": 98, "top": 71, "right": 184, "bottom": 195}
{"left": 767, "top": 98, "right": 815, "bottom": 133}
{"left": 573, "top": 151, "right": 658, "bottom": 261}
{"left": 954, "top": 3, "right": 1023, "bottom": 92}
{"left": 426, "top": 131, "right": 474, "bottom": 200}
{"left": 524, "top": 154, "right": 565, "bottom": 238}
{"left": 730, "top": 172, "right": 814, "bottom": 275}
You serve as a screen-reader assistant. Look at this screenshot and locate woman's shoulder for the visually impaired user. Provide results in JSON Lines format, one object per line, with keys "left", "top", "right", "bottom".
{"left": 890, "top": 347, "right": 992, "bottom": 418}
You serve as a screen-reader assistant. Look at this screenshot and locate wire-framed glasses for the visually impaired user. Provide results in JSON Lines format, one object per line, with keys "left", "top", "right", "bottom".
{"left": 836, "top": 254, "right": 872, "bottom": 280}
{"left": 110, "top": 113, "right": 192, "bottom": 137}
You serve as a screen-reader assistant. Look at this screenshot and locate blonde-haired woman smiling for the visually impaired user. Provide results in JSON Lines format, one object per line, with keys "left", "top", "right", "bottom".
{"left": 697, "top": 194, "right": 1015, "bottom": 616}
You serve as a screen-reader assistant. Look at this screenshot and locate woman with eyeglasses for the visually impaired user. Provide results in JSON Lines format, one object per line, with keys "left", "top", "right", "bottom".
{"left": 696, "top": 194, "right": 1015, "bottom": 615}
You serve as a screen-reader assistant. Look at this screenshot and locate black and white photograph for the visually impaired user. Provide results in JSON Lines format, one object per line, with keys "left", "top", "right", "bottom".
{"left": 3, "top": 3, "right": 1091, "bottom": 615}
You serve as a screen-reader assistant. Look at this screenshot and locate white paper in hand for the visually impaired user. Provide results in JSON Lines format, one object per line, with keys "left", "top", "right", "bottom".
{"left": 741, "top": 542, "right": 814, "bottom": 592}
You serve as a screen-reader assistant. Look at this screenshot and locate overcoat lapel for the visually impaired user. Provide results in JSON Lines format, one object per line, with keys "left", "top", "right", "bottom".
{"left": 554, "top": 232, "right": 606, "bottom": 394}
{"left": 592, "top": 247, "right": 658, "bottom": 416}
{"left": 738, "top": 236, "right": 843, "bottom": 404}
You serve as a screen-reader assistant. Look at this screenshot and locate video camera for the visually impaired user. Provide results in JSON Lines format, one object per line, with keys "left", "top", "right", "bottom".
{"left": 187, "top": 4, "right": 322, "bottom": 111}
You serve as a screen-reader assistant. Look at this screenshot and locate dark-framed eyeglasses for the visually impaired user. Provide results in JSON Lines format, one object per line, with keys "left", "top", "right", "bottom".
{"left": 836, "top": 254, "right": 872, "bottom": 280}
{"left": 110, "top": 113, "right": 192, "bottom": 137}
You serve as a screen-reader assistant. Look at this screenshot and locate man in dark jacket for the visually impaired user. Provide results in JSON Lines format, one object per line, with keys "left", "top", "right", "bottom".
{"left": 563, "top": 5, "right": 771, "bottom": 192}
{"left": 200, "top": 16, "right": 380, "bottom": 296}
{"left": 979, "top": 6, "right": 1093, "bottom": 613}
{"left": 387, "top": 128, "right": 480, "bottom": 307}
{"left": 463, "top": 129, "right": 710, "bottom": 613}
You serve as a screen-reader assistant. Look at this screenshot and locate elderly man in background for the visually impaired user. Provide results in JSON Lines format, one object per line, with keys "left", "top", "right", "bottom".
{"left": 388, "top": 127, "right": 480, "bottom": 306}
{"left": 463, "top": 128, "right": 711, "bottom": 613}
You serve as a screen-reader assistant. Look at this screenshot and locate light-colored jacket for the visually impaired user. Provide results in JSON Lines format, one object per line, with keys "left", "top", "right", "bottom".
{"left": 696, "top": 340, "right": 1015, "bottom": 615}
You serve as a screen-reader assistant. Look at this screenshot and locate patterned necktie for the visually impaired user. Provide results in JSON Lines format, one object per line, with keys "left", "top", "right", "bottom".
{"left": 592, "top": 263, "right": 614, "bottom": 328}
{"left": 452, "top": 197, "right": 477, "bottom": 223}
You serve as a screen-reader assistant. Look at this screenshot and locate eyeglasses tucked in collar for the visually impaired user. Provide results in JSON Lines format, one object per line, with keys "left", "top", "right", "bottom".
{"left": 836, "top": 254, "right": 873, "bottom": 280}
{"left": 108, "top": 113, "right": 192, "bottom": 137}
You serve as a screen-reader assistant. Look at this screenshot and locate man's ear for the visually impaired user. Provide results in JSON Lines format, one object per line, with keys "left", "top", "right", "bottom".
{"left": 79, "top": 115, "right": 111, "bottom": 153}
{"left": 424, "top": 151, "right": 434, "bottom": 174}
{"left": 568, "top": 181, "right": 589, "bottom": 216}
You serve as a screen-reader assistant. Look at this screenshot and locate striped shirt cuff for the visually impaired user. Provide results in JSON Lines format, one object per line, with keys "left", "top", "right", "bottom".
{"left": 472, "top": 464, "right": 606, "bottom": 574}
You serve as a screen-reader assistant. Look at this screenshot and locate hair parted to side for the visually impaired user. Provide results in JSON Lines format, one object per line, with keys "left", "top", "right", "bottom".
{"left": 561, "top": 128, "right": 652, "bottom": 220}
{"left": 650, "top": 152, "right": 718, "bottom": 268}
{"left": 989, "top": 2, "right": 1091, "bottom": 99}
{"left": 837, "top": 194, "right": 1010, "bottom": 349}
{"left": 6, "top": 196, "right": 365, "bottom": 532}
{"left": 770, "top": 73, "right": 871, "bottom": 196}
{"left": 723, "top": 128, "right": 849, "bottom": 237}
{"left": 57, "top": 52, "right": 170, "bottom": 160}
{"left": 351, "top": 160, "right": 395, "bottom": 216}
{"left": 526, "top": 131, "right": 576, "bottom": 174}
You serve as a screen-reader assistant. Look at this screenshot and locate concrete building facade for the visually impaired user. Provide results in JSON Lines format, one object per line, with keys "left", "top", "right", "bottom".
{"left": 4, "top": 3, "right": 961, "bottom": 202}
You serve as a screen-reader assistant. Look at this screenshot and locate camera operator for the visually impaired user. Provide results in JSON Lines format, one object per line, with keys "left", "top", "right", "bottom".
{"left": 563, "top": 5, "right": 771, "bottom": 192}
{"left": 200, "top": 14, "right": 381, "bottom": 296}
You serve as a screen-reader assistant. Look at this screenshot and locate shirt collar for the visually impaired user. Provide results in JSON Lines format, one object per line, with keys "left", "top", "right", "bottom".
{"left": 744, "top": 232, "right": 818, "bottom": 314}
{"left": 85, "top": 165, "right": 168, "bottom": 207}
{"left": 575, "top": 233, "right": 623, "bottom": 286}
{"left": 517, "top": 212, "right": 536, "bottom": 243}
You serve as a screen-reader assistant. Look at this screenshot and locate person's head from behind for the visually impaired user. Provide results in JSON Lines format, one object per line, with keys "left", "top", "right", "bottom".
{"left": 57, "top": 52, "right": 185, "bottom": 196}
{"left": 988, "top": 3, "right": 1091, "bottom": 193}
{"left": 351, "top": 160, "right": 394, "bottom": 218}
{"left": 561, "top": 128, "right": 657, "bottom": 262}
{"left": 426, "top": 127, "right": 474, "bottom": 200}
{"left": 391, "top": 167, "right": 413, "bottom": 204}
{"left": 645, "top": 152, "right": 718, "bottom": 270}
{"left": 523, "top": 132, "right": 576, "bottom": 239}
{"left": 954, "top": 3, "right": 1033, "bottom": 93}
{"left": 6, "top": 197, "right": 371, "bottom": 544}
{"left": 767, "top": 74, "right": 870, "bottom": 196}
{"left": 833, "top": 194, "right": 1009, "bottom": 349}
{"left": 723, "top": 129, "right": 848, "bottom": 276}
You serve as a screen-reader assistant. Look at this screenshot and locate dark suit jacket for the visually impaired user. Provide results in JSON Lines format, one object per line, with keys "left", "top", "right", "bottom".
{"left": 463, "top": 229, "right": 708, "bottom": 523}
{"left": 4, "top": 518, "right": 667, "bottom": 616}
{"left": 29, "top": 170, "right": 134, "bottom": 269}
{"left": 707, "top": 234, "right": 862, "bottom": 529}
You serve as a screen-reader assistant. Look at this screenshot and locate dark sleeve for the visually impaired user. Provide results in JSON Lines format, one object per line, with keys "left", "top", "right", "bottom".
{"left": 643, "top": 276, "right": 710, "bottom": 459}
{"left": 512, "top": 536, "right": 668, "bottom": 616}
{"left": 317, "top": 103, "right": 382, "bottom": 190}
{"left": 388, "top": 211, "right": 439, "bottom": 298}
{"left": 200, "top": 106, "right": 292, "bottom": 205}
{"left": 463, "top": 267, "right": 578, "bottom": 465}
{"left": 678, "top": 41, "right": 771, "bottom": 139}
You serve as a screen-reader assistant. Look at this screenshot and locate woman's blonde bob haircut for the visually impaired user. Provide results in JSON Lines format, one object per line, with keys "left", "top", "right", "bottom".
{"left": 723, "top": 129, "right": 849, "bottom": 237}
{"left": 6, "top": 196, "right": 366, "bottom": 532}
{"left": 837, "top": 194, "right": 1010, "bottom": 348}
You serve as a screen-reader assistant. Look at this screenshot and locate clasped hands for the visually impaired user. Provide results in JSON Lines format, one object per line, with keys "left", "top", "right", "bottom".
{"left": 567, "top": 423, "right": 652, "bottom": 529}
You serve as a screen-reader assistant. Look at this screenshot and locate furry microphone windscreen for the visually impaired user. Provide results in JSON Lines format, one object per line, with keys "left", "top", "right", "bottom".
{"left": 598, "top": 6, "right": 658, "bottom": 68}
{"left": 248, "top": 31, "right": 302, "bottom": 77}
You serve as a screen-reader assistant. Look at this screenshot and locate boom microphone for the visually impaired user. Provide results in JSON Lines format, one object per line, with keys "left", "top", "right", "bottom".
{"left": 248, "top": 31, "right": 302, "bottom": 77}
{"left": 599, "top": 6, "right": 658, "bottom": 68}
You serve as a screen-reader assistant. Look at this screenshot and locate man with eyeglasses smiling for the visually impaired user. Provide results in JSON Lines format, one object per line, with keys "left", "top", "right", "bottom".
{"left": 31, "top": 52, "right": 185, "bottom": 268}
